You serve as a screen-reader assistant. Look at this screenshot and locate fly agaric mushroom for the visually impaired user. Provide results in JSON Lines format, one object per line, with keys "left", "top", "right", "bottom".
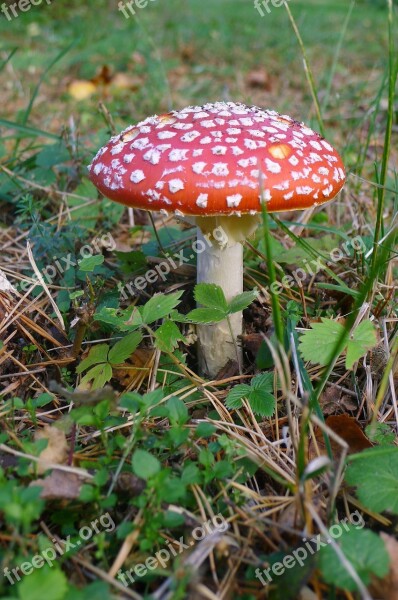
{"left": 88, "top": 102, "right": 345, "bottom": 377}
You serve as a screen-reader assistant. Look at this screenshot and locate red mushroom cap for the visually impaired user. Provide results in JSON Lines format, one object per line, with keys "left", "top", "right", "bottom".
{"left": 88, "top": 102, "right": 345, "bottom": 217}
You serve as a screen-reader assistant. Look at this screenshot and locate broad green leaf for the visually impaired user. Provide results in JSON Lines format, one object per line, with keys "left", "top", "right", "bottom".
{"left": 132, "top": 449, "right": 160, "bottom": 480}
{"left": 248, "top": 389, "right": 275, "bottom": 417}
{"left": 299, "top": 318, "right": 346, "bottom": 366}
{"left": 108, "top": 331, "right": 142, "bottom": 365}
{"left": 227, "top": 290, "right": 258, "bottom": 314}
{"left": 141, "top": 291, "right": 183, "bottom": 324}
{"left": 154, "top": 320, "right": 186, "bottom": 352}
{"left": 79, "top": 363, "right": 113, "bottom": 389}
{"left": 319, "top": 527, "right": 389, "bottom": 591}
{"left": 251, "top": 372, "right": 274, "bottom": 391}
{"left": 76, "top": 344, "right": 109, "bottom": 374}
{"left": 78, "top": 254, "right": 105, "bottom": 272}
{"left": 345, "top": 319, "right": 377, "bottom": 369}
{"left": 345, "top": 447, "right": 398, "bottom": 513}
{"left": 194, "top": 283, "right": 228, "bottom": 312}
{"left": 225, "top": 384, "right": 251, "bottom": 410}
{"left": 167, "top": 397, "right": 189, "bottom": 426}
{"left": 186, "top": 308, "right": 226, "bottom": 324}
{"left": 94, "top": 306, "right": 142, "bottom": 331}
{"left": 18, "top": 567, "right": 68, "bottom": 600}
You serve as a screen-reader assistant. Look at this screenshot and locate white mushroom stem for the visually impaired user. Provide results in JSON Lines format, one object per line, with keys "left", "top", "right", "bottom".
{"left": 194, "top": 214, "right": 260, "bottom": 378}
{"left": 196, "top": 228, "right": 243, "bottom": 377}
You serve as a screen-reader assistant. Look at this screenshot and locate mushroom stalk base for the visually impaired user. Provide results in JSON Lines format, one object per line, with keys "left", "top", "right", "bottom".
{"left": 196, "top": 228, "right": 243, "bottom": 377}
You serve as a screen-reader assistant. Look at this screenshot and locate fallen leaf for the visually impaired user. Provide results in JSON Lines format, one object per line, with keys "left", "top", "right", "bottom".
{"left": 246, "top": 68, "right": 272, "bottom": 90}
{"left": 68, "top": 80, "right": 97, "bottom": 100}
{"left": 35, "top": 425, "right": 68, "bottom": 474}
{"left": 320, "top": 386, "right": 357, "bottom": 415}
{"left": 30, "top": 469, "right": 83, "bottom": 500}
{"left": 309, "top": 414, "right": 372, "bottom": 459}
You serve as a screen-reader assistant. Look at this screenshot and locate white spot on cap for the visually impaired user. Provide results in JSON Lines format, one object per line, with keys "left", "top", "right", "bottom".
{"left": 130, "top": 170, "right": 145, "bottom": 183}
{"left": 143, "top": 148, "right": 161, "bottom": 165}
{"left": 140, "top": 126, "right": 151, "bottom": 134}
{"left": 231, "top": 146, "right": 244, "bottom": 156}
{"left": 288, "top": 155, "right": 299, "bottom": 166}
{"left": 245, "top": 139, "right": 266, "bottom": 150}
{"left": 193, "top": 148, "right": 203, "bottom": 157}
{"left": 192, "top": 162, "right": 207, "bottom": 174}
{"left": 262, "top": 189, "right": 272, "bottom": 202}
{"left": 227, "top": 128, "right": 241, "bottom": 135}
{"left": 173, "top": 122, "right": 193, "bottom": 130}
{"left": 196, "top": 193, "right": 208, "bottom": 208}
{"left": 284, "top": 191, "right": 294, "bottom": 200}
{"left": 273, "top": 180, "right": 290, "bottom": 191}
{"left": 131, "top": 137, "right": 150, "bottom": 150}
{"left": 200, "top": 136, "right": 212, "bottom": 144}
{"left": 181, "top": 131, "right": 201, "bottom": 142}
{"left": 193, "top": 111, "right": 210, "bottom": 119}
{"left": 201, "top": 120, "right": 216, "bottom": 128}
{"left": 248, "top": 129, "right": 265, "bottom": 138}
{"left": 240, "top": 117, "right": 254, "bottom": 126}
{"left": 169, "top": 149, "right": 189, "bottom": 162}
{"left": 158, "top": 131, "right": 177, "bottom": 139}
{"left": 238, "top": 157, "right": 257, "bottom": 168}
{"left": 297, "top": 186, "right": 314, "bottom": 195}
{"left": 111, "top": 142, "right": 125, "bottom": 155}
{"left": 265, "top": 158, "right": 282, "bottom": 174}
{"left": 312, "top": 174, "right": 321, "bottom": 183}
{"left": 169, "top": 179, "right": 184, "bottom": 193}
{"left": 93, "top": 163, "right": 104, "bottom": 175}
{"left": 225, "top": 137, "right": 238, "bottom": 143}
{"left": 123, "top": 153, "right": 135, "bottom": 164}
{"left": 227, "top": 194, "right": 242, "bottom": 207}
{"left": 321, "top": 140, "right": 334, "bottom": 152}
{"left": 212, "top": 163, "right": 229, "bottom": 176}
{"left": 155, "top": 181, "right": 165, "bottom": 189}
{"left": 319, "top": 166, "right": 329, "bottom": 175}
{"left": 309, "top": 140, "right": 322, "bottom": 151}
{"left": 322, "top": 184, "right": 334, "bottom": 197}
{"left": 212, "top": 146, "right": 227, "bottom": 155}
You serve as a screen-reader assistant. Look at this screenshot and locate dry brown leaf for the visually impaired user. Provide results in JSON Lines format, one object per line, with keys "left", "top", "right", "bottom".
{"left": 370, "top": 533, "right": 398, "bottom": 600}
{"left": 31, "top": 469, "right": 83, "bottom": 500}
{"left": 320, "top": 386, "right": 357, "bottom": 415}
{"left": 246, "top": 68, "right": 272, "bottom": 90}
{"left": 111, "top": 73, "right": 142, "bottom": 91}
{"left": 35, "top": 425, "right": 68, "bottom": 474}
{"left": 309, "top": 414, "right": 372, "bottom": 459}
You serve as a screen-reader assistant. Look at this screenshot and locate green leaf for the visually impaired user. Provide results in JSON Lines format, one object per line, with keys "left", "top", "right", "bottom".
{"left": 225, "top": 384, "right": 251, "bottom": 410}
{"left": 132, "top": 449, "right": 160, "bottom": 480}
{"left": 345, "top": 320, "right": 377, "bottom": 369}
{"left": 141, "top": 291, "right": 183, "bottom": 324}
{"left": 79, "top": 363, "right": 113, "bottom": 389}
{"left": 248, "top": 389, "right": 276, "bottom": 417}
{"left": 154, "top": 320, "right": 186, "bottom": 352}
{"left": 167, "top": 397, "right": 189, "bottom": 426}
{"left": 345, "top": 447, "right": 398, "bottom": 513}
{"left": 186, "top": 308, "right": 226, "bottom": 324}
{"left": 194, "top": 283, "right": 228, "bottom": 312}
{"left": 319, "top": 527, "right": 389, "bottom": 591}
{"left": 108, "top": 331, "right": 142, "bottom": 365}
{"left": 78, "top": 254, "right": 105, "bottom": 272}
{"left": 18, "top": 567, "right": 68, "bottom": 600}
{"left": 365, "top": 423, "right": 396, "bottom": 446}
{"left": 251, "top": 372, "right": 274, "bottom": 391}
{"left": 76, "top": 344, "right": 109, "bottom": 374}
{"left": 227, "top": 290, "right": 258, "bottom": 314}
{"left": 299, "top": 318, "right": 346, "bottom": 366}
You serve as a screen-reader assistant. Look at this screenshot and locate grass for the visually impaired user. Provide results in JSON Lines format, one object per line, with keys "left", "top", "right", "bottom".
{"left": 0, "top": 0, "right": 397, "bottom": 599}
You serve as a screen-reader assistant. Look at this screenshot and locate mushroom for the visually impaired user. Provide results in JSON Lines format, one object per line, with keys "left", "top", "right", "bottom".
{"left": 88, "top": 102, "right": 345, "bottom": 377}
